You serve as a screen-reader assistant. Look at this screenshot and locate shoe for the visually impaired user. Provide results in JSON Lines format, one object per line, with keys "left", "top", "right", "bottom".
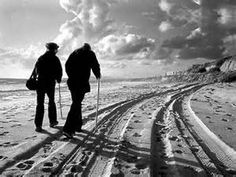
{"left": 50, "top": 121, "right": 58, "bottom": 128}
{"left": 35, "top": 127, "right": 43, "bottom": 132}
{"left": 75, "top": 129, "right": 84, "bottom": 133}
{"left": 63, "top": 131, "right": 74, "bottom": 139}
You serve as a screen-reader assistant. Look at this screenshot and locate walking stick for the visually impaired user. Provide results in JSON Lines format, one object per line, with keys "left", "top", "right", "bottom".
{"left": 95, "top": 78, "right": 100, "bottom": 128}
{"left": 58, "top": 83, "right": 63, "bottom": 119}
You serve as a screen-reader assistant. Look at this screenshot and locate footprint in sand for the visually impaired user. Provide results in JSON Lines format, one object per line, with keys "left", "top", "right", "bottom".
{"left": 126, "top": 126, "right": 133, "bottom": 130}
{"left": 190, "top": 146, "right": 200, "bottom": 152}
{"left": 133, "top": 132, "right": 141, "bottom": 137}
{"left": 99, "top": 128, "right": 106, "bottom": 133}
{"left": 214, "top": 109, "right": 222, "bottom": 113}
{"left": 44, "top": 162, "right": 53, "bottom": 167}
{"left": 25, "top": 135, "right": 37, "bottom": 140}
{"left": 0, "top": 142, "right": 19, "bottom": 148}
{"left": 11, "top": 124, "right": 22, "bottom": 128}
{"left": 0, "top": 155, "right": 7, "bottom": 160}
{"left": 41, "top": 162, "right": 54, "bottom": 172}
{"left": 42, "top": 143, "right": 53, "bottom": 154}
{"left": 182, "top": 135, "right": 192, "bottom": 140}
{"left": 177, "top": 144, "right": 183, "bottom": 148}
{"left": 0, "top": 131, "right": 9, "bottom": 136}
{"left": 231, "top": 103, "right": 236, "bottom": 107}
{"left": 169, "top": 136, "right": 179, "bottom": 141}
{"left": 8, "top": 120, "right": 19, "bottom": 123}
{"left": 70, "top": 164, "right": 83, "bottom": 173}
{"left": 16, "top": 160, "right": 34, "bottom": 170}
{"left": 227, "top": 127, "right": 233, "bottom": 131}
{"left": 222, "top": 118, "right": 229, "bottom": 122}
{"left": 226, "top": 113, "right": 232, "bottom": 117}
{"left": 173, "top": 149, "right": 183, "bottom": 154}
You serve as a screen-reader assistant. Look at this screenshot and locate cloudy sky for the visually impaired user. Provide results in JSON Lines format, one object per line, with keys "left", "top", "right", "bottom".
{"left": 0, "top": 0, "right": 236, "bottom": 78}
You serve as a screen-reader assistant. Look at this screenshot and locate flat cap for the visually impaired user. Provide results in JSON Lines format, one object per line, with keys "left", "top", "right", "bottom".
{"left": 46, "top": 42, "right": 59, "bottom": 50}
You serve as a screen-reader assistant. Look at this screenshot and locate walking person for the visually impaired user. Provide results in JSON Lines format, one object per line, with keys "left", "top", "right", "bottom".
{"left": 63, "top": 43, "right": 101, "bottom": 138}
{"left": 34, "top": 42, "right": 63, "bottom": 132}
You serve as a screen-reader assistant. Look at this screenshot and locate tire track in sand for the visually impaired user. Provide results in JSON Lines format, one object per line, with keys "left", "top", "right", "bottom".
{"left": 3, "top": 83, "right": 228, "bottom": 176}
{"left": 151, "top": 84, "right": 236, "bottom": 176}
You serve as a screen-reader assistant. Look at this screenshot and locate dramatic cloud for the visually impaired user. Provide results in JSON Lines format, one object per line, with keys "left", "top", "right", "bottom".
{"left": 103, "top": 61, "right": 126, "bottom": 69}
{"left": 159, "top": 21, "right": 172, "bottom": 32}
{"left": 158, "top": 0, "right": 200, "bottom": 27}
{"left": 56, "top": 0, "right": 117, "bottom": 53}
{"left": 95, "top": 33, "right": 156, "bottom": 60}
{"left": 159, "top": 0, "right": 173, "bottom": 15}
{"left": 0, "top": 45, "right": 43, "bottom": 69}
{"left": 160, "top": 0, "right": 236, "bottom": 60}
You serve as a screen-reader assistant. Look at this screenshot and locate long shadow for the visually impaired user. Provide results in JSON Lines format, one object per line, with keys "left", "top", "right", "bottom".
{"left": 53, "top": 93, "right": 153, "bottom": 176}
{"left": 1, "top": 83, "right": 204, "bottom": 175}
{"left": 0, "top": 100, "right": 132, "bottom": 174}
{"left": 38, "top": 127, "right": 151, "bottom": 176}
{"left": 74, "top": 130, "right": 151, "bottom": 177}
{"left": 0, "top": 127, "right": 64, "bottom": 174}
{"left": 56, "top": 84, "right": 204, "bottom": 176}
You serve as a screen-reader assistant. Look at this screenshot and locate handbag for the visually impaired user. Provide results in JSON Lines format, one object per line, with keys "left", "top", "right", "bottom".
{"left": 26, "top": 67, "right": 38, "bottom": 90}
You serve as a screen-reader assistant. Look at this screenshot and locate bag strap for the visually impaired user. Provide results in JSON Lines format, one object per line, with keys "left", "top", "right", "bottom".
{"left": 29, "top": 64, "right": 37, "bottom": 79}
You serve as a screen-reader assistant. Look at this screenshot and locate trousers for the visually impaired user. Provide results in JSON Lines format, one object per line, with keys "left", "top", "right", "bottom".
{"left": 63, "top": 88, "right": 85, "bottom": 134}
{"left": 35, "top": 82, "right": 57, "bottom": 127}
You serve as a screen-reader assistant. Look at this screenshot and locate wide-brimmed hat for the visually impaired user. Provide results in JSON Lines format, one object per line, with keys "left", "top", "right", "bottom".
{"left": 46, "top": 42, "right": 59, "bottom": 50}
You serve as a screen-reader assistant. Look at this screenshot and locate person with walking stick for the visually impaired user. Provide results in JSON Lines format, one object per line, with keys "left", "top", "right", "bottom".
{"left": 33, "top": 42, "right": 63, "bottom": 132}
{"left": 63, "top": 43, "right": 101, "bottom": 139}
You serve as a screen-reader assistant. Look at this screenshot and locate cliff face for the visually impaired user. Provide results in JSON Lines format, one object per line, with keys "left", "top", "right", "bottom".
{"left": 220, "top": 55, "right": 236, "bottom": 72}
{"left": 166, "top": 55, "right": 236, "bottom": 83}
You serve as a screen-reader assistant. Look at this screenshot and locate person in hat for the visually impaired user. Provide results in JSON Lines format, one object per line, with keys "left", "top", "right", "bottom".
{"left": 34, "top": 42, "right": 63, "bottom": 132}
{"left": 63, "top": 43, "right": 101, "bottom": 138}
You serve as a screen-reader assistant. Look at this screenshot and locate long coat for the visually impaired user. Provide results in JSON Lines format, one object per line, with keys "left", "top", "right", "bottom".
{"left": 35, "top": 51, "right": 62, "bottom": 87}
{"left": 65, "top": 48, "right": 100, "bottom": 93}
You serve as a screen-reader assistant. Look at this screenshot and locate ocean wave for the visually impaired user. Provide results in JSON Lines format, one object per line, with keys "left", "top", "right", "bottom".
{"left": 0, "top": 85, "right": 68, "bottom": 93}
{"left": 0, "top": 89, "right": 30, "bottom": 93}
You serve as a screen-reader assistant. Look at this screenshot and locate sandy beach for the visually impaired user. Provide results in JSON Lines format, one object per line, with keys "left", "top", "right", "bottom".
{"left": 0, "top": 80, "right": 236, "bottom": 176}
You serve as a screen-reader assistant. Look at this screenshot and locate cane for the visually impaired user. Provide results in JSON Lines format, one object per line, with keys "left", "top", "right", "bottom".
{"left": 58, "top": 83, "right": 63, "bottom": 119}
{"left": 95, "top": 78, "right": 100, "bottom": 127}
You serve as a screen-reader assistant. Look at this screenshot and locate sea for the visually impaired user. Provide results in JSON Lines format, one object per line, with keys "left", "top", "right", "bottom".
{"left": 0, "top": 78, "right": 148, "bottom": 121}
{"left": 0, "top": 78, "right": 99, "bottom": 111}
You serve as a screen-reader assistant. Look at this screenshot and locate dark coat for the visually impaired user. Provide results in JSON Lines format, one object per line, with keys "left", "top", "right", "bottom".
{"left": 35, "top": 51, "right": 62, "bottom": 86}
{"left": 65, "top": 48, "right": 100, "bottom": 93}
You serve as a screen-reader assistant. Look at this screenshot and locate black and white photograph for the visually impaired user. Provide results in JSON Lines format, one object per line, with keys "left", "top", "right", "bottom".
{"left": 0, "top": 0, "right": 236, "bottom": 176}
